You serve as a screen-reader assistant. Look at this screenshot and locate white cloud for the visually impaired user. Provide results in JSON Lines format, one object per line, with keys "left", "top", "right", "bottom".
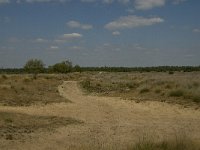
{"left": 105, "top": 15, "right": 164, "bottom": 30}
{"left": 193, "top": 28, "right": 200, "bottom": 33}
{"left": 112, "top": 31, "right": 120, "bottom": 36}
{"left": 62, "top": 33, "right": 83, "bottom": 38}
{"left": 50, "top": 46, "right": 59, "bottom": 49}
{"left": 34, "top": 38, "right": 48, "bottom": 43}
{"left": 70, "top": 46, "right": 82, "bottom": 50}
{"left": 54, "top": 33, "right": 83, "bottom": 43}
{"left": 67, "top": 20, "right": 93, "bottom": 30}
{"left": 126, "top": 8, "right": 135, "bottom": 13}
{"left": 134, "top": 0, "right": 165, "bottom": 10}
{"left": 0, "top": 0, "right": 10, "bottom": 4}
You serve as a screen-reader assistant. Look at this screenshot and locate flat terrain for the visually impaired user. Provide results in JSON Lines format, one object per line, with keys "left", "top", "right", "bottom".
{"left": 0, "top": 73, "right": 200, "bottom": 149}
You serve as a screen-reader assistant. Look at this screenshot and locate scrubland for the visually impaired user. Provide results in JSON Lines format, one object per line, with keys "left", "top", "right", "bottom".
{"left": 0, "top": 72, "right": 200, "bottom": 150}
{"left": 80, "top": 72, "right": 200, "bottom": 107}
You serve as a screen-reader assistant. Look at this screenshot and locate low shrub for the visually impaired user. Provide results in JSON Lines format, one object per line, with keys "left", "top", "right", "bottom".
{"left": 155, "top": 89, "right": 161, "bottom": 94}
{"left": 192, "top": 95, "right": 200, "bottom": 103}
{"left": 81, "top": 80, "right": 91, "bottom": 89}
{"left": 1, "top": 74, "right": 7, "bottom": 79}
{"left": 169, "top": 89, "right": 184, "bottom": 97}
{"left": 140, "top": 88, "right": 150, "bottom": 94}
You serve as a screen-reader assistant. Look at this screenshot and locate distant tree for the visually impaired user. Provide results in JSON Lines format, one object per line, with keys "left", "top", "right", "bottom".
{"left": 73, "top": 65, "right": 82, "bottom": 72}
{"left": 24, "top": 59, "right": 45, "bottom": 78}
{"left": 52, "top": 60, "right": 72, "bottom": 73}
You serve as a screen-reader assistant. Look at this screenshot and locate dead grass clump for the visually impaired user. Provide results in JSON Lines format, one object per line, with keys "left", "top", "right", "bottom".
{"left": 131, "top": 133, "right": 199, "bottom": 150}
{"left": 132, "top": 139, "right": 198, "bottom": 150}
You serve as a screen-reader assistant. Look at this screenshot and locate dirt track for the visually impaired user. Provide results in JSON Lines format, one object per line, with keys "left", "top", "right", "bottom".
{"left": 1, "top": 81, "right": 200, "bottom": 149}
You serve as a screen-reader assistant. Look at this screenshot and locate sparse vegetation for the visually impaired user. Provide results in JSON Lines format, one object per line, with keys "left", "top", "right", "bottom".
{"left": 0, "top": 112, "right": 83, "bottom": 140}
{"left": 79, "top": 72, "right": 200, "bottom": 107}
{"left": 131, "top": 135, "right": 199, "bottom": 150}
{"left": 0, "top": 71, "right": 200, "bottom": 148}
{"left": 0, "top": 75, "right": 70, "bottom": 106}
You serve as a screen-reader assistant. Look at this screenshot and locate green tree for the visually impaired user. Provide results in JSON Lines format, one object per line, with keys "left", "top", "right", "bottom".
{"left": 73, "top": 65, "right": 82, "bottom": 72}
{"left": 24, "top": 59, "right": 45, "bottom": 78}
{"left": 52, "top": 60, "right": 72, "bottom": 73}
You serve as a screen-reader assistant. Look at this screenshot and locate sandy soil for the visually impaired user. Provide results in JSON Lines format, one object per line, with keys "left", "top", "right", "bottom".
{"left": 0, "top": 81, "right": 200, "bottom": 150}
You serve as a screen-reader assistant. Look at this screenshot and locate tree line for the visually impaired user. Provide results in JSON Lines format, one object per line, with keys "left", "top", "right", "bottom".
{"left": 0, "top": 59, "right": 200, "bottom": 74}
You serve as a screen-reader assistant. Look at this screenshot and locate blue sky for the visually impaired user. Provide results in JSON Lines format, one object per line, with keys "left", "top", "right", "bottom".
{"left": 0, "top": 0, "right": 200, "bottom": 67}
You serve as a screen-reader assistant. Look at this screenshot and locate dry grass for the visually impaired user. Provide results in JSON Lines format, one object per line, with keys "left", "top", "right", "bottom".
{"left": 0, "top": 74, "right": 199, "bottom": 149}
{"left": 0, "top": 111, "right": 83, "bottom": 140}
{"left": 130, "top": 131, "right": 200, "bottom": 150}
{"left": 0, "top": 74, "right": 71, "bottom": 106}
{"left": 80, "top": 72, "right": 200, "bottom": 107}
{"left": 131, "top": 137, "right": 199, "bottom": 150}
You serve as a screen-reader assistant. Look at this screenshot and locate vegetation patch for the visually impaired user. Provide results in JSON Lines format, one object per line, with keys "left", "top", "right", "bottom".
{"left": 79, "top": 72, "right": 200, "bottom": 107}
{"left": 131, "top": 134, "right": 199, "bottom": 150}
{"left": 192, "top": 95, "right": 200, "bottom": 103}
{"left": 0, "top": 75, "right": 70, "bottom": 106}
{"left": 0, "top": 112, "right": 83, "bottom": 140}
{"left": 140, "top": 88, "right": 150, "bottom": 94}
{"left": 169, "top": 89, "right": 184, "bottom": 97}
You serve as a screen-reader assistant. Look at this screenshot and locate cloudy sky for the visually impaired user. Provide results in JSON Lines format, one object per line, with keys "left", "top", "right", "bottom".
{"left": 0, "top": 0, "right": 200, "bottom": 67}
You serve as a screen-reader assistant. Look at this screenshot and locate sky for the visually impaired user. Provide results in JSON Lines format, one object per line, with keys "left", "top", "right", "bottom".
{"left": 0, "top": 0, "right": 200, "bottom": 68}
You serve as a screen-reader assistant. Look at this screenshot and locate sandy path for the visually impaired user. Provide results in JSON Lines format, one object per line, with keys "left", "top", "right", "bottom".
{"left": 1, "top": 81, "right": 200, "bottom": 149}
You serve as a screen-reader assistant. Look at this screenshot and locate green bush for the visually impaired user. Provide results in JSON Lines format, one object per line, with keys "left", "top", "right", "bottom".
{"left": 81, "top": 80, "right": 91, "bottom": 89}
{"left": 140, "top": 88, "right": 150, "bottom": 94}
{"left": 155, "top": 89, "right": 161, "bottom": 94}
{"left": 24, "top": 59, "right": 45, "bottom": 73}
{"left": 192, "top": 95, "right": 200, "bottom": 103}
{"left": 1, "top": 74, "right": 7, "bottom": 79}
{"left": 168, "top": 71, "right": 174, "bottom": 74}
{"left": 169, "top": 90, "right": 184, "bottom": 97}
{"left": 51, "top": 60, "right": 72, "bottom": 73}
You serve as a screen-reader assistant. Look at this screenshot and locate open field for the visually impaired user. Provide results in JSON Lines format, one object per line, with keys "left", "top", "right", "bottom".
{"left": 0, "top": 72, "right": 200, "bottom": 149}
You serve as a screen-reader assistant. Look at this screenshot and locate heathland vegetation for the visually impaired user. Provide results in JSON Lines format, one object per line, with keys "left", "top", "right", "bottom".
{"left": 0, "top": 59, "right": 200, "bottom": 149}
